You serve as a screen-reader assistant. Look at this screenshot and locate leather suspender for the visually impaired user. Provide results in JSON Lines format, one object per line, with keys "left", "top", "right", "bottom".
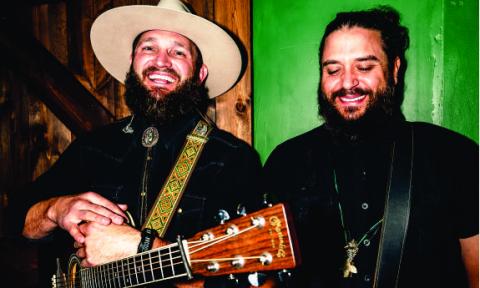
{"left": 373, "top": 124, "right": 414, "bottom": 287}
{"left": 142, "top": 119, "right": 213, "bottom": 237}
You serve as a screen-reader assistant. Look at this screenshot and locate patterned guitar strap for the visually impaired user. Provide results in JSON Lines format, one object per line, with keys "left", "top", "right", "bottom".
{"left": 141, "top": 119, "right": 213, "bottom": 237}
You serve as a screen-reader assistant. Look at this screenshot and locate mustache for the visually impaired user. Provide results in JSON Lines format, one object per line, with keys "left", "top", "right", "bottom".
{"left": 142, "top": 66, "right": 180, "bottom": 80}
{"left": 332, "top": 87, "right": 372, "bottom": 98}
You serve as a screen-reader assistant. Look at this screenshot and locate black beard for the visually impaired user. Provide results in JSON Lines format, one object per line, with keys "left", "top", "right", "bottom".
{"left": 124, "top": 68, "right": 209, "bottom": 125}
{"left": 317, "top": 84, "right": 399, "bottom": 141}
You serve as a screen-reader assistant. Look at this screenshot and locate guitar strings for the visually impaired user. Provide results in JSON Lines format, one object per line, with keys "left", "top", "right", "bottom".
{"left": 54, "top": 261, "right": 187, "bottom": 288}
{"left": 53, "top": 219, "right": 263, "bottom": 287}
{"left": 54, "top": 257, "right": 186, "bottom": 287}
{"left": 190, "top": 255, "right": 264, "bottom": 263}
{"left": 54, "top": 245, "right": 184, "bottom": 288}
{"left": 188, "top": 219, "right": 260, "bottom": 254}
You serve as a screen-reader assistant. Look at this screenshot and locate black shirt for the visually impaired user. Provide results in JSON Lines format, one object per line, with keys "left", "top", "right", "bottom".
{"left": 263, "top": 121, "right": 478, "bottom": 288}
{"left": 10, "top": 113, "right": 263, "bottom": 287}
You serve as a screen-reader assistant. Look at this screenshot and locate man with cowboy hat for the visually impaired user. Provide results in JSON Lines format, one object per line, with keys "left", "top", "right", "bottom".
{"left": 13, "top": 0, "right": 262, "bottom": 286}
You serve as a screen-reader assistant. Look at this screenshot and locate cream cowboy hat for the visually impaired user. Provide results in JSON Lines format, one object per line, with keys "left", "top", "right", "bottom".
{"left": 90, "top": 0, "right": 242, "bottom": 98}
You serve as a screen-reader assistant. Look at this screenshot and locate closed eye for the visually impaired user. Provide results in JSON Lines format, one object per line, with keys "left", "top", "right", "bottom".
{"left": 327, "top": 69, "right": 340, "bottom": 75}
{"left": 357, "top": 65, "right": 374, "bottom": 72}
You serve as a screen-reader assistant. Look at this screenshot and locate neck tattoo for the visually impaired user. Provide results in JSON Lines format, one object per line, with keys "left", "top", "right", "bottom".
{"left": 333, "top": 170, "right": 383, "bottom": 278}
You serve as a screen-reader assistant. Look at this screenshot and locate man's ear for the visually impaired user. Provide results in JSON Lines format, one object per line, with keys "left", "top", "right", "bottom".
{"left": 197, "top": 64, "right": 208, "bottom": 84}
{"left": 393, "top": 57, "right": 401, "bottom": 85}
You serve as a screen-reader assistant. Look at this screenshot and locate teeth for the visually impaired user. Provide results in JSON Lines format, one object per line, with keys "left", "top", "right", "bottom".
{"left": 341, "top": 95, "right": 366, "bottom": 102}
{"left": 148, "top": 74, "right": 175, "bottom": 83}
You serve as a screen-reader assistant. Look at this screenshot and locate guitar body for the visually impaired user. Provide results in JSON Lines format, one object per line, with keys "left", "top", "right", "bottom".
{"left": 52, "top": 204, "right": 299, "bottom": 288}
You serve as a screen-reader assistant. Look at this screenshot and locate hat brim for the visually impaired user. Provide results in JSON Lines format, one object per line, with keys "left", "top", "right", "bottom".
{"left": 90, "top": 5, "right": 242, "bottom": 98}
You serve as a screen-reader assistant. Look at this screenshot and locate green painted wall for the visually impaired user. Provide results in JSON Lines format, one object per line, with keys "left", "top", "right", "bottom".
{"left": 253, "top": 0, "right": 479, "bottom": 163}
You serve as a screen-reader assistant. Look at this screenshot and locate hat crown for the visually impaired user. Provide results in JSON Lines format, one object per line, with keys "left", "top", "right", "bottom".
{"left": 157, "top": 0, "right": 191, "bottom": 13}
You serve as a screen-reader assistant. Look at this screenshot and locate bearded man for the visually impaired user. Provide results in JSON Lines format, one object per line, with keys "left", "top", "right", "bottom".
{"left": 12, "top": 1, "right": 262, "bottom": 287}
{"left": 262, "top": 6, "right": 478, "bottom": 288}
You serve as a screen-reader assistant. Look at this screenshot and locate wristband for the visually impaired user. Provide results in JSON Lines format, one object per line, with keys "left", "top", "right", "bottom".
{"left": 137, "top": 228, "right": 158, "bottom": 253}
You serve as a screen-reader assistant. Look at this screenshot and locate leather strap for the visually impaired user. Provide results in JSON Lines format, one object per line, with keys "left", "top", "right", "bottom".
{"left": 373, "top": 124, "right": 414, "bottom": 287}
{"left": 142, "top": 119, "right": 213, "bottom": 237}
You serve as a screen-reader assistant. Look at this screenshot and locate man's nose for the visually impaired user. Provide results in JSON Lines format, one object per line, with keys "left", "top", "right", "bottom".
{"left": 341, "top": 71, "right": 359, "bottom": 90}
{"left": 154, "top": 51, "right": 172, "bottom": 68}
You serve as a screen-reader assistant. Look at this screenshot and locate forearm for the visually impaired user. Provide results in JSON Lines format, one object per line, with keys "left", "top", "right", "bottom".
{"left": 22, "top": 197, "right": 58, "bottom": 239}
{"left": 460, "top": 234, "right": 479, "bottom": 288}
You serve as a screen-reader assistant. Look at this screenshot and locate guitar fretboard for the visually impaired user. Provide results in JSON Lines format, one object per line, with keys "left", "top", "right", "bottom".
{"left": 77, "top": 243, "right": 188, "bottom": 288}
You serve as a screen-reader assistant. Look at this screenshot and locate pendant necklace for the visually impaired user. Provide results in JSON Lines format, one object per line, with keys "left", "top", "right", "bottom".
{"left": 333, "top": 170, "right": 383, "bottom": 278}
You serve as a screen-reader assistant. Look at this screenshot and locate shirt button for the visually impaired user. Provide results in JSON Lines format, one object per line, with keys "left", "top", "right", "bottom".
{"left": 361, "top": 202, "right": 369, "bottom": 210}
{"left": 363, "top": 239, "right": 370, "bottom": 246}
{"left": 364, "top": 274, "right": 371, "bottom": 282}
{"left": 177, "top": 208, "right": 183, "bottom": 214}
{"left": 361, "top": 170, "right": 367, "bottom": 180}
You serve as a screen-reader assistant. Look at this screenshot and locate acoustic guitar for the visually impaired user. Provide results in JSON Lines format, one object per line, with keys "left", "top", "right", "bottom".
{"left": 52, "top": 203, "right": 299, "bottom": 287}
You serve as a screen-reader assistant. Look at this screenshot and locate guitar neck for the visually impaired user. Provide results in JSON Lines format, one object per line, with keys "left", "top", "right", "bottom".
{"left": 59, "top": 204, "right": 299, "bottom": 288}
{"left": 80, "top": 243, "right": 188, "bottom": 288}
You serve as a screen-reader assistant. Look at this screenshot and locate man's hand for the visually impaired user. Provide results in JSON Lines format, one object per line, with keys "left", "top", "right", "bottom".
{"left": 76, "top": 222, "right": 140, "bottom": 267}
{"left": 50, "top": 192, "right": 127, "bottom": 243}
{"left": 23, "top": 191, "right": 127, "bottom": 243}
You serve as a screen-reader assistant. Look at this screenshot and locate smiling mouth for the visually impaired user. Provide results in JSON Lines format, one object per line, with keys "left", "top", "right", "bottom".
{"left": 339, "top": 95, "right": 367, "bottom": 103}
{"left": 143, "top": 66, "right": 180, "bottom": 87}
{"left": 147, "top": 73, "right": 176, "bottom": 84}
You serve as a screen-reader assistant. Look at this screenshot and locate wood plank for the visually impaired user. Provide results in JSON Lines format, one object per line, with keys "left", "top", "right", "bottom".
{"left": 185, "top": 0, "right": 216, "bottom": 123}
{"left": 0, "top": 25, "right": 115, "bottom": 135}
{"left": 46, "top": 1, "right": 68, "bottom": 65}
{"left": 0, "top": 68, "right": 12, "bottom": 236}
{"left": 187, "top": 0, "right": 214, "bottom": 20}
{"left": 66, "top": 0, "right": 88, "bottom": 75}
{"left": 213, "top": 0, "right": 252, "bottom": 144}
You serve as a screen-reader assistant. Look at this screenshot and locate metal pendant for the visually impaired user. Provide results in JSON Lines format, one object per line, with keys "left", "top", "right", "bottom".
{"left": 122, "top": 124, "right": 134, "bottom": 134}
{"left": 122, "top": 115, "right": 135, "bottom": 134}
{"left": 142, "top": 127, "right": 159, "bottom": 147}
{"left": 343, "top": 239, "right": 359, "bottom": 278}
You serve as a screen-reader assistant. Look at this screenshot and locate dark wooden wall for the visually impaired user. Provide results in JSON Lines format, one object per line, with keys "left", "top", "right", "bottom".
{"left": 0, "top": 1, "right": 251, "bottom": 286}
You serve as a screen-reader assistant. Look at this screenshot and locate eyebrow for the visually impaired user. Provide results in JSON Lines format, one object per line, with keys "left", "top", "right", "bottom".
{"left": 138, "top": 37, "right": 188, "bottom": 48}
{"left": 138, "top": 37, "right": 156, "bottom": 44}
{"left": 356, "top": 55, "right": 380, "bottom": 62}
{"left": 322, "top": 55, "right": 380, "bottom": 67}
